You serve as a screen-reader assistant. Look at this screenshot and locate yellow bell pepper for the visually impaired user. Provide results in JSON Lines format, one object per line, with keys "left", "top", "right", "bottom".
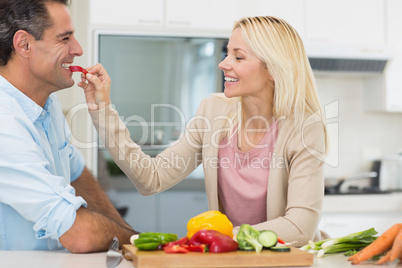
{"left": 186, "top": 210, "right": 234, "bottom": 239}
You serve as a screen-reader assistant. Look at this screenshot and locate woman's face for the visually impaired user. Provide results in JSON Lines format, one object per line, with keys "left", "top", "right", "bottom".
{"left": 218, "top": 28, "right": 272, "bottom": 99}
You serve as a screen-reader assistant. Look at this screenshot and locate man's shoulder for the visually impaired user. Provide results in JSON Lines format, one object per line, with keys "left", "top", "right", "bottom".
{"left": 0, "top": 90, "right": 23, "bottom": 117}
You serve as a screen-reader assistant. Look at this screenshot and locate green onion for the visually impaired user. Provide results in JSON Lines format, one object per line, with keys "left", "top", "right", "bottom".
{"left": 317, "top": 242, "right": 370, "bottom": 257}
{"left": 301, "top": 227, "right": 378, "bottom": 258}
{"left": 300, "top": 243, "right": 311, "bottom": 251}
{"left": 343, "top": 249, "right": 359, "bottom": 256}
{"left": 308, "top": 238, "right": 331, "bottom": 250}
{"left": 320, "top": 228, "right": 377, "bottom": 249}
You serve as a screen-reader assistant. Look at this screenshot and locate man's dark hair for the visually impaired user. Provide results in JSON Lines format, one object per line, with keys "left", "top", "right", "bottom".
{"left": 0, "top": 0, "right": 69, "bottom": 66}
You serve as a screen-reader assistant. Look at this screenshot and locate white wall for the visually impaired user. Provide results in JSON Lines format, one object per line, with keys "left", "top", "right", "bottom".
{"left": 317, "top": 75, "right": 402, "bottom": 180}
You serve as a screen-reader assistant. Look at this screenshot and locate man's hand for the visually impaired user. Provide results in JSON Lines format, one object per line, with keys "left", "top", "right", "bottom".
{"left": 60, "top": 168, "right": 138, "bottom": 253}
{"left": 59, "top": 207, "right": 135, "bottom": 253}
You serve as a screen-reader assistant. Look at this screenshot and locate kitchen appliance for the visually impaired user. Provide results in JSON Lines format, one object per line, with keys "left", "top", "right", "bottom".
{"left": 106, "top": 237, "right": 122, "bottom": 268}
{"left": 379, "top": 154, "right": 402, "bottom": 191}
{"left": 95, "top": 31, "right": 228, "bottom": 179}
{"left": 324, "top": 172, "right": 378, "bottom": 195}
{"left": 305, "top": 43, "right": 392, "bottom": 74}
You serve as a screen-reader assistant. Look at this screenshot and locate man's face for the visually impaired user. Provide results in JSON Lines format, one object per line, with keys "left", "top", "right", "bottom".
{"left": 28, "top": 2, "right": 83, "bottom": 93}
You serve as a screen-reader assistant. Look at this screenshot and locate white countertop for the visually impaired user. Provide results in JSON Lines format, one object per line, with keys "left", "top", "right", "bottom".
{"left": 320, "top": 192, "right": 402, "bottom": 237}
{"left": 322, "top": 192, "right": 402, "bottom": 213}
{"left": 0, "top": 249, "right": 400, "bottom": 268}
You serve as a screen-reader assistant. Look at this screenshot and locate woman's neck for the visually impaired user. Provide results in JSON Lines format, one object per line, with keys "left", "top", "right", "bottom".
{"left": 241, "top": 96, "right": 274, "bottom": 130}
{"left": 237, "top": 96, "right": 274, "bottom": 152}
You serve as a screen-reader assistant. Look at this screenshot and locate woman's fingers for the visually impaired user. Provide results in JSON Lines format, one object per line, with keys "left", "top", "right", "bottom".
{"left": 85, "top": 72, "right": 111, "bottom": 110}
{"left": 76, "top": 63, "right": 112, "bottom": 111}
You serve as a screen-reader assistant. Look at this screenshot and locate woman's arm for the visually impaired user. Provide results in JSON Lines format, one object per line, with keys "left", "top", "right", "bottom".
{"left": 79, "top": 64, "right": 203, "bottom": 195}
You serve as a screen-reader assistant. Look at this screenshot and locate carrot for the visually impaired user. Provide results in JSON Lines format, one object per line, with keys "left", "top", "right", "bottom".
{"left": 347, "top": 253, "right": 357, "bottom": 261}
{"left": 375, "top": 250, "right": 392, "bottom": 265}
{"left": 389, "top": 228, "right": 402, "bottom": 263}
{"left": 347, "top": 252, "right": 357, "bottom": 261}
{"left": 351, "top": 223, "right": 402, "bottom": 264}
{"left": 376, "top": 228, "right": 402, "bottom": 265}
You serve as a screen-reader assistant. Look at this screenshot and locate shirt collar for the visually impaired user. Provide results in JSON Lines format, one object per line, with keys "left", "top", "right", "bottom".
{"left": 0, "top": 75, "right": 53, "bottom": 123}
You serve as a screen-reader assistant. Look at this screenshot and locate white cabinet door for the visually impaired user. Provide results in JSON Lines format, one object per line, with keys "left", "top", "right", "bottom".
{"left": 306, "top": 0, "right": 385, "bottom": 45}
{"left": 158, "top": 191, "right": 208, "bottom": 237}
{"left": 364, "top": 0, "right": 402, "bottom": 112}
{"left": 387, "top": 0, "right": 402, "bottom": 44}
{"left": 116, "top": 192, "right": 158, "bottom": 233}
{"left": 89, "top": 0, "right": 164, "bottom": 27}
{"left": 236, "top": 0, "right": 306, "bottom": 39}
{"left": 116, "top": 190, "right": 208, "bottom": 237}
{"left": 383, "top": 0, "right": 402, "bottom": 111}
{"left": 165, "top": 0, "right": 236, "bottom": 32}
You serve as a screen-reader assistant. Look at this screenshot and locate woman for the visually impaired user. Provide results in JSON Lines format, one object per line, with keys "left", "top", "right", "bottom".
{"left": 80, "top": 16, "right": 328, "bottom": 246}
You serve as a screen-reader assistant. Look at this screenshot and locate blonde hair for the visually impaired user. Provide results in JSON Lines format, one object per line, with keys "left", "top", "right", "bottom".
{"left": 222, "top": 16, "right": 327, "bottom": 149}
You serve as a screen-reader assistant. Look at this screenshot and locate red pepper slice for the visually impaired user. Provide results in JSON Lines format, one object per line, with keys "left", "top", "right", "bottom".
{"left": 69, "top": 65, "right": 88, "bottom": 74}
{"left": 164, "top": 236, "right": 189, "bottom": 247}
{"left": 163, "top": 245, "right": 189, "bottom": 253}
{"left": 277, "top": 237, "right": 285, "bottom": 244}
{"left": 187, "top": 244, "right": 208, "bottom": 253}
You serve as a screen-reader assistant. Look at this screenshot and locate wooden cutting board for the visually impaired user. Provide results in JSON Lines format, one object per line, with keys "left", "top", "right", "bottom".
{"left": 123, "top": 244, "right": 314, "bottom": 268}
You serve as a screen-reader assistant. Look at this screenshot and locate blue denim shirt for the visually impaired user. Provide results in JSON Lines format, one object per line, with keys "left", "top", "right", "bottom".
{"left": 0, "top": 75, "right": 86, "bottom": 250}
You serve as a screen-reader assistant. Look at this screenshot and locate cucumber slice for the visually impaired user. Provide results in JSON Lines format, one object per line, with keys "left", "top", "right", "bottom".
{"left": 270, "top": 246, "right": 291, "bottom": 252}
{"left": 258, "top": 230, "right": 278, "bottom": 248}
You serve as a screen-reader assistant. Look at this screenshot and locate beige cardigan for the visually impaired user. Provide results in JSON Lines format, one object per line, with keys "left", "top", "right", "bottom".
{"left": 90, "top": 94, "right": 327, "bottom": 246}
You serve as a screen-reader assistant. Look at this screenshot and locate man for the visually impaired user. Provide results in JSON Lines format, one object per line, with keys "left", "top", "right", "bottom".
{"left": 0, "top": 0, "right": 137, "bottom": 252}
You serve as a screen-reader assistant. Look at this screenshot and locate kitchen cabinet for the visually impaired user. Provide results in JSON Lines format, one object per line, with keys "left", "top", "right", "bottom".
{"left": 235, "top": 0, "right": 306, "bottom": 38}
{"left": 116, "top": 187, "right": 208, "bottom": 237}
{"left": 320, "top": 212, "right": 401, "bottom": 238}
{"left": 89, "top": 0, "right": 164, "bottom": 27}
{"left": 306, "top": 0, "right": 385, "bottom": 46}
{"left": 89, "top": 0, "right": 235, "bottom": 32}
{"left": 117, "top": 191, "right": 158, "bottom": 233}
{"left": 320, "top": 193, "right": 402, "bottom": 238}
{"left": 364, "top": 0, "right": 402, "bottom": 112}
{"left": 234, "top": 0, "right": 384, "bottom": 46}
{"left": 158, "top": 191, "right": 208, "bottom": 236}
{"left": 387, "top": 0, "right": 402, "bottom": 44}
{"left": 165, "top": 0, "right": 236, "bottom": 31}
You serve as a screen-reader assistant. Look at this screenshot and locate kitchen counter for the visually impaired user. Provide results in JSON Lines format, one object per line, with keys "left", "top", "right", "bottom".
{"left": 322, "top": 191, "right": 402, "bottom": 213}
{"left": 320, "top": 192, "right": 402, "bottom": 237}
{"left": 0, "top": 249, "right": 400, "bottom": 268}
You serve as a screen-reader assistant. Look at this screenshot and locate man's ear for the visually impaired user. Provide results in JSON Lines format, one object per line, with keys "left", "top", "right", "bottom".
{"left": 13, "top": 30, "right": 31, "bottom": 58}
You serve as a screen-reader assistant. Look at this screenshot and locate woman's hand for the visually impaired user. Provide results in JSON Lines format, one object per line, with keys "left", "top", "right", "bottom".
{"left": 78, "top": 63, "right": 111, "bottom": 111}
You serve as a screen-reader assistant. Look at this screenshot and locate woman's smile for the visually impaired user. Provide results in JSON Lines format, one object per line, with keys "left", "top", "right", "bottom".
{"left": 224, "top": 75, "right": 239, "bottom": 85}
